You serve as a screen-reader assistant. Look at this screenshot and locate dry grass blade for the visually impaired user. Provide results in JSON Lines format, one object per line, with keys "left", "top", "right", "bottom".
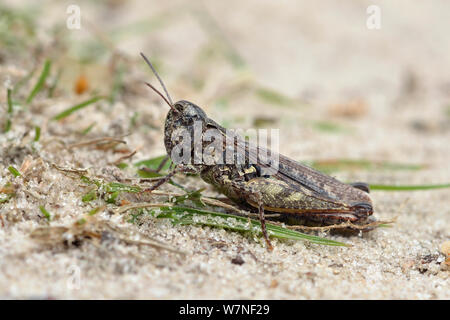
{"left": 110, "top": 150, "right": 137, "bottom": 165}
{"left": 68, "top": 137, "right": 126, "bottom": 149}
{"left": 285, "top": 219, "right": 396, "bottom": 231}
{"left": 30, "top": 217, "right": 184, "bottom": 255}
{"left": 30, "top": 226, "right": 69, "bottom": 243}
{"left": 117, "top": 236, "right": 185, "bottom": 255}
{"left": 26, "top": 59, "right": 51, "bottom": 104}
{"left": 51, "top": 163, "right": 89, "bottom": 174}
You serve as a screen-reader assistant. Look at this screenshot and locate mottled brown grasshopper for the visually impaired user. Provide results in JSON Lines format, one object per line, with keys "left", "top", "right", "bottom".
{"left": 140, "top": 53, "right": 374, "bottom": 250}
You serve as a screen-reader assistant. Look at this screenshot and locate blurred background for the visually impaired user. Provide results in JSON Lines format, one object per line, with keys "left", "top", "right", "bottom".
{"left": 1, "top": 0, "right": 449, "bottom": 163}
{"left": 2, "top": 0, "right": 450, "bottom": 168}
{"left": 0, "top": 0, "right": 449, "bottom": 299}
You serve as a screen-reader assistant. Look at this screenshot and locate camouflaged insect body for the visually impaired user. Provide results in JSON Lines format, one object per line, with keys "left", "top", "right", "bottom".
{"left": 164, "top": 100, "right": 375, "bottom": 227}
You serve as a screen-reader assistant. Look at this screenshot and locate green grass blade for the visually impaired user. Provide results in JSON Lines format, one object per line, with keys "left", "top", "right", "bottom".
{"left": 255, "top": 87, "right": 293, "bottom": 106}
{"left": 3, "top": 119, "right": 11, "bottom": 133}
{"left": 7, "top": 88, "right": 13, "bottom": 113}
{"left": 8, "top": 166, "right": 21, "bottom": 177}
{"left": 88, "top": 206, "right": 103, "bottom": 216}
{"left": 172, "top": 188, "right": 205, "bottom": 207}
{"left": 305, "top": 159, "right": 425, "bottom": 173}
{"left": 26, "top": 59, "right": 51, "bottom": 104}
{"left": 136, "top": 169, "right": 163, "bottom": 178}
{"left": 80, "top": 123, "right": 96, "bottom": 135}
{"left": 52, "top": 96, "right": 104, "bottom": 120}
{"left": 311, "top": 120, "right": 348, "bottom": 133}
{"left": 106, "top": 182, "right": 142, "bottom": 193}
{"left": 116, "top": 163, "right": 128, "bottom": 169}
{"left": 33, "top": 126, "right": 41, "bottom": 142}
{"left": 370, "top": 183, "right": 450, "bottom": 191}
{"left": 148, "top": 206, "right": 348, "bottom": 246}
{"left": 81, "top": 176, "right": 142, "bottom": 193}
{"left": 4, "top": 88, "right": 13, "bottom": 132}
{"left": 134, "top": 155, "right": 172, "bottom": 173}
{"left": 39, "top": 205, "right": 51, "bottom": 221}
{"left": 82, "top": 190, "right": 97, "bottom": 202}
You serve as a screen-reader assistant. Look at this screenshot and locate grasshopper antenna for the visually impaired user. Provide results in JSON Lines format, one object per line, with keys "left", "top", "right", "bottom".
{"left": 144, "top": 82, "right": 176, "bottom": 112}
{"left": 140, "top": 52, "right": 177, "bottom": 112}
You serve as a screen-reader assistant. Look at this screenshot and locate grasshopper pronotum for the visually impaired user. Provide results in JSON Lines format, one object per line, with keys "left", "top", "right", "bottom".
{"left": 140, "top": 53, "right": 374, "bottom": 250}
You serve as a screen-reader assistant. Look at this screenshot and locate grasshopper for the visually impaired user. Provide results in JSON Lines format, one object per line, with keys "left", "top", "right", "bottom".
{"left": 140, "top": 53, "right": 374, "bottom": 250}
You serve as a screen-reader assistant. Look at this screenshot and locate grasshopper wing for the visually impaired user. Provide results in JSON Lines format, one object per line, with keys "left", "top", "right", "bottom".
{"left": 243, "top": 142, "right": 373, "bottom": 217}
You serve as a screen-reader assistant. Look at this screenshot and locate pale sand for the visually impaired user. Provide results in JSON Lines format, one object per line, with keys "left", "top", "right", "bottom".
{"left": 0, "top": 0, "right": 448, "bottom": 299}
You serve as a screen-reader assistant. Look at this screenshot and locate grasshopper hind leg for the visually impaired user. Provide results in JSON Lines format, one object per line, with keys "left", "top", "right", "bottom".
{"left": 203, "top": 167, "right": 274, "bottom": 251}
{"left": 233, "top": 184, "right": 273, "bottom": 251}
{"left": 255, "top": 192, "right": 273, "bottom": 251}
{"left": 225, "top": 179, "right": 273, "bottom": 251}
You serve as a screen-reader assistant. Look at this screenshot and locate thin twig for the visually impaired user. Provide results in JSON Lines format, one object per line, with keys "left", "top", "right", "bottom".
{"left": 110, "top": 150, "right": 137, "bottom": 165}
{"left": 117, "top": 236, "right": 185, "bottom": 255}
{"left": 51, "top": 163, "right": 89, "bottom": 174}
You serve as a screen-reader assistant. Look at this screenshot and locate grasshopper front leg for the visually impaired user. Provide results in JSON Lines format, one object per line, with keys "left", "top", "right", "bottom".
{"left": 155, "top": 155, "right": 170, "bottom": 173}
{"left": 141, "top": 165, "right": 192, "bottom": 193}
{"left": 143, "top": 168, "right": 178, "bottom": 193}
{"left": 231, "top": 180, "right": 273, "bottom": 251}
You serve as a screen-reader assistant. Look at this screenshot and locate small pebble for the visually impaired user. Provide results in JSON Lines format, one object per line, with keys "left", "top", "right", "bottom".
{"left": 231, "top": 255, "right": 245, "bottom": 265}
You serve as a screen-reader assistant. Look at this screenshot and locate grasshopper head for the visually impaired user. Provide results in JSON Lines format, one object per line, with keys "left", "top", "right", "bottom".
{"left": 164, "top": 100, "right": 222, "bottom": 166}
{"left": 340, "top": 185, "right": 374, "bottom": 223}
{"left": 168, "top": 100, "right": 208, "bottom": 125}
{"left": 140, "top": 53, "right": 223, "bottom": 168}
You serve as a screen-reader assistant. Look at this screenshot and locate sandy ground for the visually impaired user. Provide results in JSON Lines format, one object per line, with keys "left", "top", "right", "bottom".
{"left": 0, "top": 0, "right": 449, "bottom": 299}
